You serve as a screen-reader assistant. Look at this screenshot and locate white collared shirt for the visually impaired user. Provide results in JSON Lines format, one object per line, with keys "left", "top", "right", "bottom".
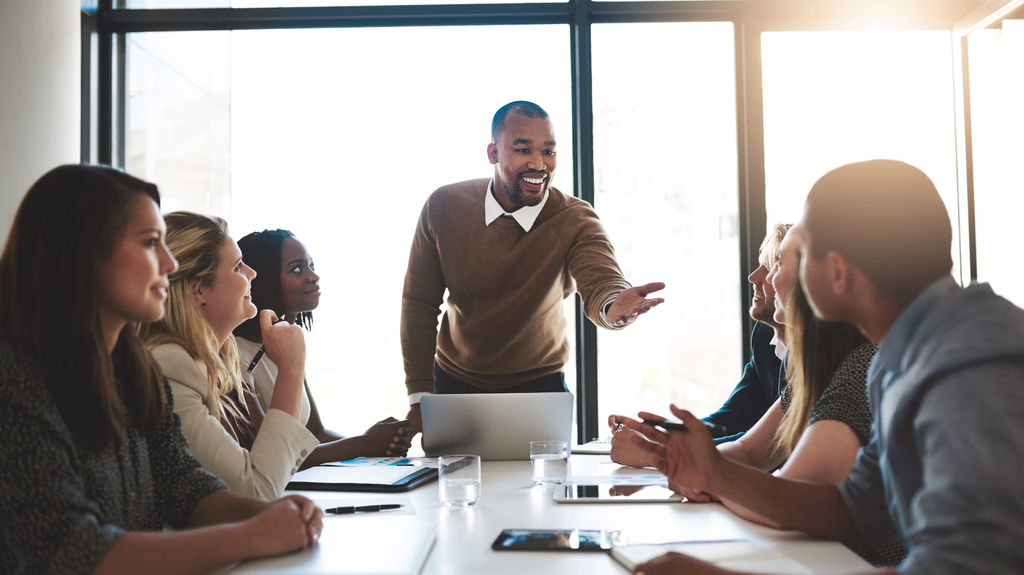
{"left": 484, "top": 179, "right": 549, "bottom": 232}
{"left": 770, "top": 331, "right": 788, "bottom": 361}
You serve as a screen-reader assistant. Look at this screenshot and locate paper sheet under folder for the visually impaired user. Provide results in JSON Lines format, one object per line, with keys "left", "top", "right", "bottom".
{"left": 287, "top": 463, "right": 437, "bottom": 492}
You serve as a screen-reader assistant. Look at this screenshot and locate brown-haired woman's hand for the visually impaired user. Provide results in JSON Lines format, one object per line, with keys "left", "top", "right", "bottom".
{"left": 242, "top": 495, "right": 322, "bottom": 558}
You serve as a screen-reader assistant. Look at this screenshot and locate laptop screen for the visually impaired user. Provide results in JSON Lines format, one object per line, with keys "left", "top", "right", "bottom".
{"left": 420, "top": 392, "right": 573, "bottom": 460}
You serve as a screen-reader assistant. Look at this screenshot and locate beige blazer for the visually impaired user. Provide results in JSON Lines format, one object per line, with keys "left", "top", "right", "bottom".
{"left": 151, "top": 343, "right": 319, "bottom": 501}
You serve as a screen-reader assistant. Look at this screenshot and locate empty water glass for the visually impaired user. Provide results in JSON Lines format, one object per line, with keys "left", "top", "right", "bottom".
{"left": 438, "top": 454, "right": 481, "bottom": 507}
{"left": 530, "top": 440, "right": 569, "bottom": 485}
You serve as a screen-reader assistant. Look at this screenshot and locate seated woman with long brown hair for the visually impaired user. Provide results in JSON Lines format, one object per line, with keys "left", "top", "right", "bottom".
{"left": 0, "top": 165, "right": 321, "bottom": 575}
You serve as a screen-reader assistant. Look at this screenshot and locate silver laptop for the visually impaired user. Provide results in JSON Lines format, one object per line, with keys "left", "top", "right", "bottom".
{"left": 421, "top": 392, "right": 573, "bottom": 460}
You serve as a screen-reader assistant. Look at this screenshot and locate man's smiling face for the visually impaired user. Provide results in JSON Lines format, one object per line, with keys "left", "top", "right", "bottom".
{"left": 487, "top": 111, "right": 557, "bottom": 211}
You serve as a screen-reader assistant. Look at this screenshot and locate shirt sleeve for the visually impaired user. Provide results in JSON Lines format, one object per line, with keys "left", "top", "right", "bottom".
{"left": 704, "top": 323, "right": 782, "bottom": 438}
{"left": 837, "top": 435, "right": 902, "bottom": 551}
{"left": 0, "top": 350, "right": 123, "bottom": 575}
{"left": 147, "top": 380, "right": 226, "bottom": 528}
{"left": 157, "top": 346, "right": 318, "bottom": 501}
{"left": 898, "top": 360, "right": 1024, "bottom": 574}
{"left": 400, "top": 197, "right": 447, "bottom": 395}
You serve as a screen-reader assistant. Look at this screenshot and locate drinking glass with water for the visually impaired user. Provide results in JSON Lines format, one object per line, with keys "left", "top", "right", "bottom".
{"left": 530, "top": 440, "right": 569, "bottom": 485}
{"left": 438, "top": 454, "right": 481, "bottom": 507}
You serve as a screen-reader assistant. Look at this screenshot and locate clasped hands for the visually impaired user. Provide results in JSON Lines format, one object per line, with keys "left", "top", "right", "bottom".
{"left": 607, "top": 406, "right": 722, "bottom": 503}
{"left": 369, "top": 417, "right": 415, "bottom": 456}
{"left": 608, "top": 407, "right": 732, "bottom": 574}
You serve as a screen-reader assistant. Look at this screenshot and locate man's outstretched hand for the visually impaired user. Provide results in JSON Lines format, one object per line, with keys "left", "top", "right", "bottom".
{"left": 607, "top": 282, "right": 666, "bottom": 327}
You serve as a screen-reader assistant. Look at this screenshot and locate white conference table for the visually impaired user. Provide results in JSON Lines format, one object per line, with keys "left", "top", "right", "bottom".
{"left": 229, "top": 455, "right": 872, "bottom": 575}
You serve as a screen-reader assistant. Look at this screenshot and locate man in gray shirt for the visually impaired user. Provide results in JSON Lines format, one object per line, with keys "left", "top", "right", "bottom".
{"left": 636, "top": 160, "right": 1024, "bottom": 574}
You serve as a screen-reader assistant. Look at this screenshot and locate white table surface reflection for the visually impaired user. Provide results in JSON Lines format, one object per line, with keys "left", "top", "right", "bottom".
{"left": 228, "top": 455, "right": 872, "bottom": 575}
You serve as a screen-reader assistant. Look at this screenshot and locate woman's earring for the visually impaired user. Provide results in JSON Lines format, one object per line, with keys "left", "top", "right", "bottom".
{"left": 200, "top": 301, "right": 207, "bottom": 308}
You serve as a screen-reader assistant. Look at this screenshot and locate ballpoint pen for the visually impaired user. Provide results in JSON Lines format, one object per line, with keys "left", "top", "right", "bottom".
{"left": 643, "top": 418, "right": 728, "bottom": 436}
{"left": 246, "top": 345, "right": 265, "bottom": 374}
{"left": 326, "top": 504, "right": 403, "bottom": 515}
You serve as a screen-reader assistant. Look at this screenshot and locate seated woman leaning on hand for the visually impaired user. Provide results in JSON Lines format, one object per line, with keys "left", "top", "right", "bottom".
{"left": 233, "top": 229, "right": 412, "bottom": 465}
{"left": 0, "top": 166, "right": 321, "bottom": 575}
{"left": 610, "top": 228, "right": 904, "bottom": 566}
{"left": 140, "top": 211, "right": 321, "bottom": 501}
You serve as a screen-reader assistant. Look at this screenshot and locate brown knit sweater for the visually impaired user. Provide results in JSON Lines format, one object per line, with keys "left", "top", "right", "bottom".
{"left": 401, "top": 178, "right": 632, "bottom": 394}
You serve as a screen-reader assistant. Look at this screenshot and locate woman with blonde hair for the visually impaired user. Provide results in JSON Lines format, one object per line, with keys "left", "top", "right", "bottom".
{"left": 0, "top": 166, "right": 320, "bottom": 574}
{"left": 141, "top": 211, "right": 316, "bottom": 500}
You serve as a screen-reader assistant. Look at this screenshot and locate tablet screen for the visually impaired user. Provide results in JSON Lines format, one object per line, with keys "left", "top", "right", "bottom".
{"left": 553, "top": 483, "right": 683, "bottom": 504}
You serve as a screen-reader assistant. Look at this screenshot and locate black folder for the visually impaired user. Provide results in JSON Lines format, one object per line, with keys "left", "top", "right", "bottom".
{"left": 286, "top": 464, "right": 437, "bottom": 493}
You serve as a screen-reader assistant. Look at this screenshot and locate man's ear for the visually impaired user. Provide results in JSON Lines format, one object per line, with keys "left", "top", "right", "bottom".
{"left": 487, "top": 143, "right": 498, "bottom": 165}
{"left": 825, "top": 251, "right": 853, "bottom": 295}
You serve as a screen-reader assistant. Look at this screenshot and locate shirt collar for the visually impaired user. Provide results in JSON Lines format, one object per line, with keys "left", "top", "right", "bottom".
{"left": 769, "top": 331, "right": 787, "bottom": 361}
{"left": 484, "top": 179, "right": 548, "bottom": 232}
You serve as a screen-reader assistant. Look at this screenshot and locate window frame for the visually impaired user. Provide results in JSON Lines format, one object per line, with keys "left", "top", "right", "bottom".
{"left": 86, "top": 0, "right": 991, "bottom": 443}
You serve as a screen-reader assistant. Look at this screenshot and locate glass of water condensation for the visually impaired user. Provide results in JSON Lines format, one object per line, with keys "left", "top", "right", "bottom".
{"left": 530, "top": 440, "right": 569, "bottom": 485}
{"left": 438, "top": 455, "right": 481, "bottom": 507}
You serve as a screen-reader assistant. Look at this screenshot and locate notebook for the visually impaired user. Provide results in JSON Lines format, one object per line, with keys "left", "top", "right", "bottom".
{"left": 286, "top": 458, "right": 437, "bottom": 492}
{"left": 609, "top": 540, "right": 812, "bottom": 574}
{"left": 420, "top": 392, "right": 573, "bottom": 460}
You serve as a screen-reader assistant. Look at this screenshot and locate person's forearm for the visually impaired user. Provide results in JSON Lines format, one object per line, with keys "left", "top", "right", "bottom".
{"left": 186, "top": 488, "right": 267, "bottom": 527}
{"left": 717, "top": 493, "right": 785, "bottom": 529}
{"left": 313, "top": 428, "right": 345, "bottom": 443}
{"left": 708, "top": 458, "right": 863, "bottom": 545}
{"left": 268, "top": 366, "right": 305, "bottom": 419}
{"left": 93, "top": 523, "right": 258, "bottom": 575}
{"left": 717, "top": 440, "right": 759, "bottom": 468}
{"left": 299, "top": 436, "right": 370, "bottom": 469}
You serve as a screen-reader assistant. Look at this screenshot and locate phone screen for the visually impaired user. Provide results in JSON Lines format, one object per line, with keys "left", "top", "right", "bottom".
{"left": 491, "top": 529, "right": 621, "bottom": 551}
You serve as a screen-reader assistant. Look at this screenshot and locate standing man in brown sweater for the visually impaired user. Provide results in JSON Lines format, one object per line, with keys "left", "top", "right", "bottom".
{"left": 401, "top": 100, "right": 665, "bottom": 432}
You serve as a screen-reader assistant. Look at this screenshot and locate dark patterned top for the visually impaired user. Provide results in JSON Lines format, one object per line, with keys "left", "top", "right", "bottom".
{"left": 0, "top": 343, "right": 226, "bottom": 574}
{"left": 780, "top": 341, "right": 876, "bottom": 444}
{"left": 780, "top": 341, "right": 906, "bottom": 566}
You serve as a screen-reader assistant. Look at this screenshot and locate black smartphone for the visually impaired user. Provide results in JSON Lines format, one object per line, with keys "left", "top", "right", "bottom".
{"left": 491, "top": 529, "right": 622, "bottom": 551}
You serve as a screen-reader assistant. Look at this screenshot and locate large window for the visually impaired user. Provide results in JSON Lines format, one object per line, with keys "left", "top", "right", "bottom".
{"left": 762, "top": 30, "right": 961, "bottom": 277}
{"left": 96, "top": 0, "right": 1001, "bottom": 443}
{"left": 126, "top": 26, "right": 572, "bottom": 433}
{"left": 591, "top": 22, "right": 741, "bottom": 424}
{"left": 120, "top": 0, "right": 555, "bottom": 7}
{"left": 967, "top": 19, "right": 1024, "bottom": 306}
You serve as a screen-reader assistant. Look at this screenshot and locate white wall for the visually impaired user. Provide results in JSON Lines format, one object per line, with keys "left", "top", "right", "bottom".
{"left": 0, "top": 0, "right": 80, "bottom": 247}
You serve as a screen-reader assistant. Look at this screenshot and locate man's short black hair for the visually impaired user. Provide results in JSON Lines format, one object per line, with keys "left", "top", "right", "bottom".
{"left": 804, "top": 159, "right": 953, "bottom": 306}
{"left": 491, "top": 101, "right": 549, "bottom": 142}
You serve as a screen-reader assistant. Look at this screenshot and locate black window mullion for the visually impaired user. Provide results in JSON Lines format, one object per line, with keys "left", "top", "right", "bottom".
{"left": 570, "top": 0, "right": 599, "bottom": 445}
{"left": 97, "top": 0, "right": 113, "bottom": 166}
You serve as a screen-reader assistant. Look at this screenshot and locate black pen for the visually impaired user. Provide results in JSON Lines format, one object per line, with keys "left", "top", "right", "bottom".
{"left": 643, "top": 418, "right": 727, "bottom": 436}
{"left": 326, "top": 504, "right": 402, "bottom": 515}
{"left": 246, "top": 345, "right": 265, "bottom": 374}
